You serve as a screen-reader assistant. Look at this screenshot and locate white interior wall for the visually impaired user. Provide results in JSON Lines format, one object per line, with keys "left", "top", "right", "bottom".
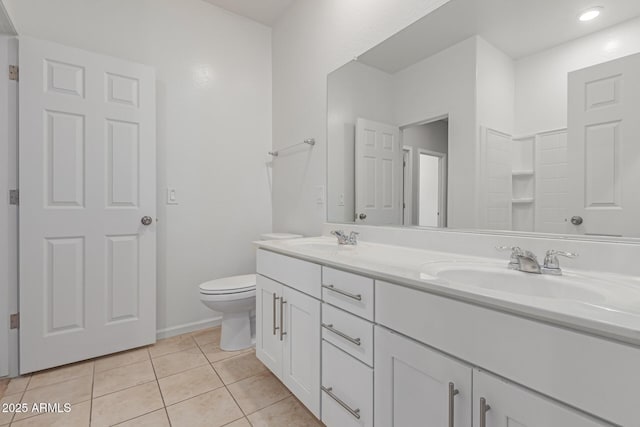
{"left": 272, "top": 0, "right": 451, "bottom": 236}
{"left": 476, "top": 36, "right": 515, "bottom": 135}
{"left": 515, "top": 16, "right": 640, "bottom": 136}
{"left": 4, "top": 0, "right": 273, "bottom": 337}
{"left": 327, "top": 60, "right": 394, "bottom": 223}
{"left": 392, "top": 37, "right": 477, "bottom": 228}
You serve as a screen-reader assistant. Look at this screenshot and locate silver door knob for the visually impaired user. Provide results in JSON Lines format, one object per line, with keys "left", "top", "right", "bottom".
{"left": 358, "top": 213, "right": 367, "bottom": 220}
{"left": 570, "top": 216, "right": 583, "bottom": 225}
{"left": 141, "top": 216, "right": 153, "bottom": 226}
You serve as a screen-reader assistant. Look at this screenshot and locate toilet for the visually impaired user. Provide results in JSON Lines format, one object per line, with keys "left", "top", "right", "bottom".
{"left": 199, "top": 233, "right": 302, "bottom": 351}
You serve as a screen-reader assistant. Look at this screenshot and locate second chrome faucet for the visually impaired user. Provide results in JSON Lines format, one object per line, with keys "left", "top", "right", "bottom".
{"left": 497, "top": 246, "right": 578, "bottom": 276}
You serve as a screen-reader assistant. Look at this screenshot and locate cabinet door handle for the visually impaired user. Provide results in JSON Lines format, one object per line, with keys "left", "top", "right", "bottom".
{"left": 272, "top": 294, "right": 280, "bottom": 336}
{"left": 480, "top": 397, "right": 491, "bottom": 427}
{"left": 322, "top": 284, "right": 362, "bottom": 301}
{"left": 279, "top": 298, "right": 287, "bottom": 341}
{"left": 448, "top": 382, "right": 459, "bottom": 427}
{"left": 322, "top": 386, "right": 361, "bottom": 420}
{"left": 322, "top": 323, "right": 361, "bottom": 346}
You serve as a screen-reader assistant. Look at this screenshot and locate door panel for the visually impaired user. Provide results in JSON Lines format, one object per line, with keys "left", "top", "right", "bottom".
{"left": 282, "top": 286, "right": 320, "bottom": 417}
{"left": 19, "top": 37, "right": 156, "bottom": 373}
{"left": 473, "top": 370, "right": 611, "bottom": 427}
{"left": 568, "top": 52, "right": 640, "bottom": 237}
{"left": 255, "top": 275, "right": 283, "bottom": 377}
{"left": 355, "top": 118, "right": 402, "bottom": 225}
{"left": 375, "top": 326, "right": 472, "bottom": 427}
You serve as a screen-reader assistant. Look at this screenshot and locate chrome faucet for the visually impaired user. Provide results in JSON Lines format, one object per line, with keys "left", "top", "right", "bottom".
{"left": 331, "top": 230, "right": 359, "bottom": 245}
{"left": 497, "top": 246, "right": 542, "bottom": 274}
{"left": 496, "top": 246, "right": 577, "bottom": 275}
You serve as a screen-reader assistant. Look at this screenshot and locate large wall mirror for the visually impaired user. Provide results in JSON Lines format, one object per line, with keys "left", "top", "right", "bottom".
{"left": 327, "top": 0, "right": 640, "bottom": 238}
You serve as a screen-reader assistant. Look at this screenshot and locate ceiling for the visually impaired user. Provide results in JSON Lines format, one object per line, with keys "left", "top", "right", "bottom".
{"left": 358, "top": 0, "right": 640, "bottom": 73}
{"left": 201, "top": 0, "right": 294, "bottom": 26}
{"left": 0, "top": 1, "right": 16, "bottom": 35}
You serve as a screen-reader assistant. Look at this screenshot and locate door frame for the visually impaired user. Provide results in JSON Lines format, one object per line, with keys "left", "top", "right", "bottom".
{"left": 417, "top": 148, "right": 448, "bottom": 228}
{"left": 402, "top": 147, "right": 413, "bottom": 226}
{"left": 0, "top": 35, "right": 18, "bottom": 378}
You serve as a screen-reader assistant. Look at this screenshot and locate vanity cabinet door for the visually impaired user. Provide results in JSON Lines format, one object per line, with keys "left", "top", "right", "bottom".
{"left": 473, "top": 370, "right": 611, "bottom": 427}
{"left": 255, "top": 275, "right": 283, "bottom": 378}
{"left": 375, "top": 326, "right": 472, "bottom": 427}
{"left": 282, "top": 286, "right": 321, "bottom": 417}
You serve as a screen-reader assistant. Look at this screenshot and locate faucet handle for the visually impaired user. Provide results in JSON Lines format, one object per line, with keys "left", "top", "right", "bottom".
{"left": 543, "top": 250, "right": 578, "bottom": 273}
{"left": 496, "top": 245, "right": 523, "bottom": 256}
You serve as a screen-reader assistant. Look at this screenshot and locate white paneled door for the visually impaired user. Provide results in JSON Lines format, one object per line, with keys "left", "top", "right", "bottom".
{"left": 19, "top": 37, "right": 156, "bottom": 373}
{"left": 355, "top": 118, "right": 402, "bottom": 225}
{"left": 568, "top": 52, "right": 640, "bottom": 237}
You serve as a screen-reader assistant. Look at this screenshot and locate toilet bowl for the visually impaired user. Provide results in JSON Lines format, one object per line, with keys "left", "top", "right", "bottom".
{"left": 199, "top": 233, "right": 302, "bottom": 351}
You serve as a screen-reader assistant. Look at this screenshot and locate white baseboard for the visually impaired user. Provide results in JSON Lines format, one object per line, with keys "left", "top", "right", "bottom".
{"left": 156, "top": 316, "right": 222, "bottom": 340}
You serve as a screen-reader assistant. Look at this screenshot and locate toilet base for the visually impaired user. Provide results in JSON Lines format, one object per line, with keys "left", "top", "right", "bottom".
{"left": 220, "top": 311, "right": 253, "bottom": 351}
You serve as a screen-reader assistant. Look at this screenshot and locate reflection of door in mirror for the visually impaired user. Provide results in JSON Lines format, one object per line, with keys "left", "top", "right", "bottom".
{"left": 355, "top": 118, "right": 402, "bottom": 225}
{"left": 401, "top": 119, "right": 449, "bottom": 227}
{"left": 568, "top": 53, "right": 640, "bottom": 238}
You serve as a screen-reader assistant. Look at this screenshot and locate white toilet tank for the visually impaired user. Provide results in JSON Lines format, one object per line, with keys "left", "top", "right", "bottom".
{"left": 260, "top": 232, "right": 303, "bottom": 240}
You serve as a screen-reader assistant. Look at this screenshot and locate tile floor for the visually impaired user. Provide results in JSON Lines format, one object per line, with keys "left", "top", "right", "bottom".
{"left": 0, "top": 327, "right": 324, "bottom": 427}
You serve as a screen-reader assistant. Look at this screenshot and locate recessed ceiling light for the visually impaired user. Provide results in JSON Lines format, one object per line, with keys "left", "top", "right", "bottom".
{"left": 579, "top": 7, "right": 602, "bottom": 22}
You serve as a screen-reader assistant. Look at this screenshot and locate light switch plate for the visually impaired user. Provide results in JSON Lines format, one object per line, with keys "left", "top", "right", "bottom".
{"left": 315, "top": 185, "right": 325, "bottom": 205}
{"left": 166, "top": 188, "right": 178, "bottom": 205}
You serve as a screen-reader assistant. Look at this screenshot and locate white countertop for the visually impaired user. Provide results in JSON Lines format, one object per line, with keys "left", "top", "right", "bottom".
{"left": 255, "top": 236, "right": 640, "bottom": 346}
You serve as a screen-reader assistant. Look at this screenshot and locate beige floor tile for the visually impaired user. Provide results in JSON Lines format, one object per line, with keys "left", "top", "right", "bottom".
{"left": 213, "top": 351, "right": 267, "bottom": 384}
{"left": 200, "top": 343, "right": 251, "bottom": 364}
{"left": 227, "top": 371, "right": 291, "bottom": 414}
{"left": 158, "top": 364, "right": 223, "bottom": 406}
{"left": 94, "top": 347, "right": 150, "bottom": 373}
{"left": 166, "top": 387, "right": 243, "bottom": 427}
{"left": 4, "top": 376, "right": 31, "bottom": 397}
{"left": 91, "top": 381, "right": 164, "bottom": 427}
{"left": 248, "top": 396, "right": 323, "bottom": 427}
{"left": 114, "top": 409, "right": 170, "bottom": 426}
{"left": 149, "top": 334, "right": 197, "bottom": 358}
{"left": 0, "top": 392, "right": 22, "bottom": 426}
{"left": 14, "top": 375, "right": 92, "bottom": 421}
{"left": 151, "top": 347, "right": 208, "bottom": 379}
{"left": 28, "top": 361, "right": 94, "bottom": 390}
{"left": 93, "top": 360, "right": 156, "bottom": 397}
{"left": 191, "top": 327, "right": 222, "bottom": 347}
{"left": 0, "top": 378, "right": 7, "bottom": 399}
{"left": 10, "top": 401, "right": 90, "bottom": 427}
{"left": 222, "top": 417, "right": 252, "bottom": 427}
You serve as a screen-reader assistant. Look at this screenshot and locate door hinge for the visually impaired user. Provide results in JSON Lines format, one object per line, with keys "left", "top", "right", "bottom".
{"left": 10, "top": 313, "right": 19, "bottom": 329}
{"left": 9, "top": 65, "right": 18, "bottom": 81}
{"left": 9, "top": 189, "right": 18, "bottom": 205}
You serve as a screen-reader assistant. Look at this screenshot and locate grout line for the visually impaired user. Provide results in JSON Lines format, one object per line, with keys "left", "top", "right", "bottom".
{"left": 91, "top": 379, "right": 157, "bottom": 401}
{"left": 147, "top": 353, "right": 171, "bottom": 427}
{"left": 88, "top": 360, "right": 95, "bottom": 426}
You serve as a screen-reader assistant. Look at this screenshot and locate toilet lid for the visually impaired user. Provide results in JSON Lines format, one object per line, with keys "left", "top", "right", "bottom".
{"left": 199, "top": 274, "right": 256, "bottom": 295}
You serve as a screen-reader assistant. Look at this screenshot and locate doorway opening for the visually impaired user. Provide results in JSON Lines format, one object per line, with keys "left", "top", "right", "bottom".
{"left": 401, "top": 117, "right": 448, "bottom": 227}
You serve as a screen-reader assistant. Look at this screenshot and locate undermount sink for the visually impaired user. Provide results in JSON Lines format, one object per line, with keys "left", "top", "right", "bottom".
{"left": 421, "top": 261, "right": 640, "bottom": 313}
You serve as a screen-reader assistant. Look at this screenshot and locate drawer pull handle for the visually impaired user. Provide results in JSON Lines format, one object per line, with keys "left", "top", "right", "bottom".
{"left": 448, "top": 382, "right": 459, "bottom": 427}
{"left": 272, "top": 294, "right": 280, "bottom": 336}
{"left": 322, "top": 323, "right": 361, "bottom": 346}
{"left": 480, "top": 397, "right": 491, "bottom": 427}
{"left": 279, "top": 298, "right": 287, "bottom": 341}
{"left": 322, "top": 386, "right": 361, "bottom": 420}
{"left": 322, "top": 284, "right": 362, "bottom": 301}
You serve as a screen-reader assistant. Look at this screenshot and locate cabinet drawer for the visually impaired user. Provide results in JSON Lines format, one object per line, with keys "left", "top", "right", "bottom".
{"left": 257, "top": 249, "right": 321, "bottom": 299}
{"left": 322, "top": 341, "right": 373, "bottom": 427}
{"left": 322, "top": 304, "right": 373, "bottom": 366}
{"left": 322, "top": 267, "right": 374, "bottom": 320}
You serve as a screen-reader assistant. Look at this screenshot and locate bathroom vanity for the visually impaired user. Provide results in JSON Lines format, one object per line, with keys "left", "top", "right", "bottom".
{"left": 255, "top": 235, "right": 640, "bottom": 427}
